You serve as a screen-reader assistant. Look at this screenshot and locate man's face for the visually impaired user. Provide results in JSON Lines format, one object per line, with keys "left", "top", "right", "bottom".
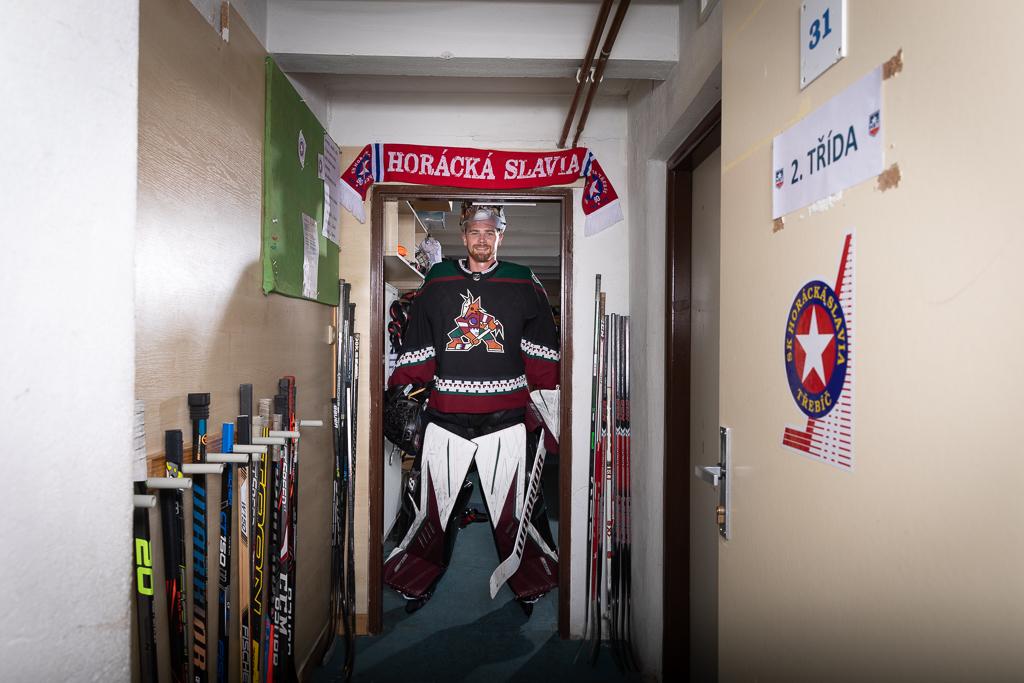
{"left": 462, "top": 221, "right": 502, "bottom": 264}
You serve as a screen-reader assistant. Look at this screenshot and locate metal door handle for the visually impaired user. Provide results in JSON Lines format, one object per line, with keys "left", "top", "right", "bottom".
{"left": 694, "top": 465, "right": 721, "bottom": 486}
{"left": 691, "top": 427, "right": 732, "bottom": 540}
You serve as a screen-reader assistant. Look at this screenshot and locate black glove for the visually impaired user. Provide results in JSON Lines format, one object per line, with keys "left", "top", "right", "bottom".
{"left": 383, "top": 384, "right": 428, "bottom": 456}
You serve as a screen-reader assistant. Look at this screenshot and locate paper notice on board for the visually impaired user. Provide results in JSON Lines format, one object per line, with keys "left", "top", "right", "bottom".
{"left": 318, "top": 132, "right": 342, "bottom": 245}
{"left": 322, "top": 133, "right": 341, "bottom": 185}
{"left": 302, "top": 212, "right": 319, "bottom": 298}
{"left": 322, "top": 182, "right": 340, "bottom": 245}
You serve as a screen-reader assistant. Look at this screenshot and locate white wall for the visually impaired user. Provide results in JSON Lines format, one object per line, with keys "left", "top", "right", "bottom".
{"left": 625, "top": 0, "right": 722, "bottom": 676}
{"left": 0, "top": 1, "right": 138, "bottom": 679}
{"left": 322, "top": 84, "right": 629, "bottom": 635}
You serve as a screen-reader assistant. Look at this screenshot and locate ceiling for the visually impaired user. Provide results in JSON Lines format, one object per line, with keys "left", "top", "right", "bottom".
{"left": 268, "top": 0, "right": 679, "bottom": 83}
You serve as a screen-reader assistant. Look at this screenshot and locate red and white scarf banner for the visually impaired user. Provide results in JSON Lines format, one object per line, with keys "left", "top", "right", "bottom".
{"left": 338, "top": 143, "right": 623, "bottom": 236}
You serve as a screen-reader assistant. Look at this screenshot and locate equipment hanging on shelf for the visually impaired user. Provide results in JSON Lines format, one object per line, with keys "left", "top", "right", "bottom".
{"left": 132, "top": 401, "right": 158, "bottom": 683}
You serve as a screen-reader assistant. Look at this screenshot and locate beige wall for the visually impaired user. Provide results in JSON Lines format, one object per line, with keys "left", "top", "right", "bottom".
{"left": 720, "top": 1, "right": 1024, "bottom": 679}
{"left": 336, "top": 147, "right": 373, "bottom": 618}
{"left": 625, "top": 0, "right": 722, "bottom": 675}
{"left": 135, "top": 0, "right": 334, "bottom": 677}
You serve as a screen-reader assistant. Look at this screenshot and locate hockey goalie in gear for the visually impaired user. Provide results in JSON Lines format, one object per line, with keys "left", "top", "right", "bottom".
{"left": 383, "top": 421, "right": 558, "bottom": 605}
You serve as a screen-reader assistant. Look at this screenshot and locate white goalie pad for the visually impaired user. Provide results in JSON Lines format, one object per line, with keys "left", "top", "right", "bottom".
{"left": 530, "top": 389, "right": 560, "bottom": 442}
{"left": 421, "top": 422, "right": 477, "bottom": 532}
{"left": 473, "top": 423, "right": 527, "bottom": 529}
{"left": 387, "top": 422, "right": 477, "bottom": 562}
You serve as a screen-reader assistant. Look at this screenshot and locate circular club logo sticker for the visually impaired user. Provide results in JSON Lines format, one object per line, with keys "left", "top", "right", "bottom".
{"left": 784, "top": 280, "right": 848, "bottom": 418}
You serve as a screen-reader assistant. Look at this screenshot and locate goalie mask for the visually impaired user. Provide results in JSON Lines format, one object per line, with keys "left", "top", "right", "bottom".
{"left": 459, "top": 202, "right": 507, "bottom": 233}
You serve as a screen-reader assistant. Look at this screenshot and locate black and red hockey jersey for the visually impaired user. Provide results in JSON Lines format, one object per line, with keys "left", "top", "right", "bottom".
{"left": 388, "top": 258, "right": 559, "bottom": 414}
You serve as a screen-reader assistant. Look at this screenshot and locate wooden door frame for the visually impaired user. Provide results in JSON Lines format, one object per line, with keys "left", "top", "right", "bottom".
{"left": 368, "top": 185, "right": 575, "bottom": 638}
{"left": 663, "top": 103, "right": 721, "bottom": 677}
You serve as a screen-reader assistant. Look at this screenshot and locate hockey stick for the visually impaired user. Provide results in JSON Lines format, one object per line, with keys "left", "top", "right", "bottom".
{"left": 216, "top": 422, "right": 235, "bottom": 683}
{"left": 618, "top": 317, "right": 634, "bottom": 671}
{"left": 161, "top": 429, "right": 189, "bottom": 683}
{"left": 237, "top": 384, "right": 254, "bottom": 683}
{"left": 284, "top": 376, "right": 299, "bottom": 681}
{"left": 324, "top": 281, "right": 350, "bottom": 669}
{"left": 608, "top": 315, "right": 623, "bottom": 671}
{"left": 189, "top": 393, "right": 212, "bottom": 683}
{"left": 252, "top": 398, "right": 272, "bottom": 683}
{"left": 585, "top": 296, "right": 608, "bottom": 665}
{"left": 576, "top": 276, "right": 602, "bottom": 663}
{"left": 343, "top": 329, "right": 360, "bottom": 680}
{"left": 488, "top": 433, "right": 548, "bottom": 598}
{"left": 132, "top": 402, "right": 158, "bottom": 683}
{"left": 267, "top": 385, "right": 288, "bottom": 681}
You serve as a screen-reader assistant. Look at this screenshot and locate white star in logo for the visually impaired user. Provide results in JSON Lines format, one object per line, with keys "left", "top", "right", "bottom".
{"left": 797, "top": 306, "right": 833, "bottom": 385}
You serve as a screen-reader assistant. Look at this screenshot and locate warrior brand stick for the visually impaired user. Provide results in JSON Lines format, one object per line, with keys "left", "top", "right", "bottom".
{"left": 216, "top": 422, "right": 235, "bottom": 683}
{"left": 189, "top": 392, "right": 212, "bottom": 683}
{"left": 489, "top": 435, "right": 548, "bottom": 596}
{"left": 133, "top": 401, "right": 158, "bottom": 683}
{"left": 238, "top": 384, "right": 254, "bottom": 683}
{"left": 161, "top": 429, "right": 189, "bottom": 683}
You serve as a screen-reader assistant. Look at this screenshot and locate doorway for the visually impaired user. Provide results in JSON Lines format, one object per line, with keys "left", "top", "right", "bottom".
{"left": 367, "top": 186, "right": 574, "bottom": 641}
{"left": 664, "top": 105, "right": 721, "bottom": 679}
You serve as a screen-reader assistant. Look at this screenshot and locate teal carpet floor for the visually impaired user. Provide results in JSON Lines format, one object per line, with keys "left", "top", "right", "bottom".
{"left": 312, "top": 468, "right": 642, "bottom": 682}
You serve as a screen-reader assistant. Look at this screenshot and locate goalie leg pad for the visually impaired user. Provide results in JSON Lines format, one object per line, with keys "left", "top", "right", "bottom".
{"left": 383, "top": 422, "right": 476, "bottom": 598}
{"left": 474, "top": 425, "right": 558, "bottom": 600}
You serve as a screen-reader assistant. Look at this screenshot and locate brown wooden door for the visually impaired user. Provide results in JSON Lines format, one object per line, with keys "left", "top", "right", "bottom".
{"left": 664, "top": 106, "right": 721, "bottom": 680}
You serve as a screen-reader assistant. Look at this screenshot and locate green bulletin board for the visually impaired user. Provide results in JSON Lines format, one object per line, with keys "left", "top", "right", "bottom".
{"left": 262, "top": 57, "right": 339, "bottom": 305}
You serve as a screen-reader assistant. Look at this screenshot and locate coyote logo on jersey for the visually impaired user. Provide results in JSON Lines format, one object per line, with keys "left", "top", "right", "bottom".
{"left": 446, "top": 290, "right": 505, "bottom": 352}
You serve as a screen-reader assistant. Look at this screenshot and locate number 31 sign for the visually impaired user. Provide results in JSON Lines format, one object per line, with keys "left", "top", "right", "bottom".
{"left": 800, "top": 0, "right": 847, "bottom": 89}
